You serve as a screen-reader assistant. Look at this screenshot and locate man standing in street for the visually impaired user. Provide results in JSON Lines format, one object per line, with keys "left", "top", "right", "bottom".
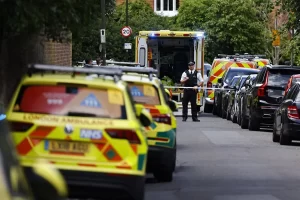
{"left": 180, "top": 61, "right": 204, "bottom": 122}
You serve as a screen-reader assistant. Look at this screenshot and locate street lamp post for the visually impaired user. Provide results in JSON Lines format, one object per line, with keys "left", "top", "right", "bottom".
{"left": 126, "top": 0, "right": 129, "bottom": 26}
{"left": 101, "top": 0, "right": 106, "bottom": 65}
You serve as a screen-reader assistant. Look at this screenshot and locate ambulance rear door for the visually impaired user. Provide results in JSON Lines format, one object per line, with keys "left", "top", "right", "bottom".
{"left": 137, "top": 36, "right": 148, "bottom": 67}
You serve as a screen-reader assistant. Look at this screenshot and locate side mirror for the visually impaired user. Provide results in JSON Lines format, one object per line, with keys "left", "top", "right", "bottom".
{"left": 282, "top": 99, "right": 293, "bottom": 105}
{"left": 139, "top": 109, "right": 153, "bottom": 127}
{"left": 245, "top": 80, "right": 250, "bottom": 86}
{"left": 240, "top": 87, "right": 246, "bottom": 93}
{"left": 277, "top": 96, "right": 283, "bottom": 103}
{"left": 218, "top": 78, "right": 223, "bottom": 84}
{"left": 30, "top": 159, "right": 68, "bottom": 200}
{"left": 224, "top": 85, "right": 229, "bottom": 89}
{"left": 168, "top": 100, "right": 178, "bottom": 112}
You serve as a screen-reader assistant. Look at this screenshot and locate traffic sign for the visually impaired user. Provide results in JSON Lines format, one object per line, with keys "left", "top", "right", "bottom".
{"left": 272, "top": 30, "right": 280, "bottom": 46}
{"left": 121, "top": 26, "right": 132, "bottom": 38}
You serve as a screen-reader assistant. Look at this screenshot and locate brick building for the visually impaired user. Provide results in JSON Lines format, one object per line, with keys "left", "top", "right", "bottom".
{"left": 116, "top": 0, "right": 184, "bottom": 17}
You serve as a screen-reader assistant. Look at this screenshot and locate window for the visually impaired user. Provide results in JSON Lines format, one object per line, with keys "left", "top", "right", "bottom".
{"left": 155, "top": 0, "right": 179, "bottom": 16}
{"left": 127, "top": 83, "right": 161, "bottom": 105}
{"left": 13, "top": 85, "right": 127, "bottom": 119}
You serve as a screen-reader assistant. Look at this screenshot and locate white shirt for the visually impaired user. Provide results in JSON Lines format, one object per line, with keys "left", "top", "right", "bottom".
{"left": 180, "top": 70, "right": 204, "bottom": 85}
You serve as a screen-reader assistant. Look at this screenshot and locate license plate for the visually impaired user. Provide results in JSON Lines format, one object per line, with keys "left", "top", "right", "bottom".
{"left": 46, "top": 141, "right": 89, "bottom": 153}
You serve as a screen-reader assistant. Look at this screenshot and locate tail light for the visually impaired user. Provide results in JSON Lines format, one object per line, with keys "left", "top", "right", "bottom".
{"left": 258, "top": 72, "right": 268, "bottom": 97}
{"left": 152, "top": 114, "right": 171, "bottom": 125}
{"left": 105, "top": 129, "right": 140, "bottom": 144}
{"left": 288, "top": 106, "right": 300, "bottom": 119}
{"left": 9, "top": 122, "right": 33, "bottom": 132}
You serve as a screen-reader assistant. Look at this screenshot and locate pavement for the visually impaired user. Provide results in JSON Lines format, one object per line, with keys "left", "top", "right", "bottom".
{"left": 145, "top": 113, "right": 300, "bottom": 200}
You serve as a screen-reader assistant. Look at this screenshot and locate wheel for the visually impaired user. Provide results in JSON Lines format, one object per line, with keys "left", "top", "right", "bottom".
{"left": 153, "top": 167, "right": 173, "bottom": 182}
{"left": 221, "top": 101, "right": 227, "bottom": 119}
{"left": 272, "top": 122, "right": 280, "bottom": 143}
{"left": 279, "top": 124, "right": 291, "bottom": 145}
{"left": 212, "top": 100, "right": 218, "bottom": 115}
{"left": 204, "top": 103, "right": 213, "bottom": 113}
{"left": 248, "top": 110, "right": 259, "bottom": 131}
{"left": 226, "top": 105, "right": 231, "bottom": 120}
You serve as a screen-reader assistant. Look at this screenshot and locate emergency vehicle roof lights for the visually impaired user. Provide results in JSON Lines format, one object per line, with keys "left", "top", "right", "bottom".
{"left": 27, "top": 64, "right": 123, "bottom": 82}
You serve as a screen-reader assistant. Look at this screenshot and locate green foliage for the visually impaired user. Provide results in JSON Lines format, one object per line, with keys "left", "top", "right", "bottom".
{"left": 0, "top": 0, "right": 115, "bottom": 41}
{"left": 161, "top": 76, "right": 174, "bottom": 86}
{"left": 73, "top": 0, "right": 173, "bottom": 62}
{"left": 176, "top": 0, "right": 272, "bottom": 62}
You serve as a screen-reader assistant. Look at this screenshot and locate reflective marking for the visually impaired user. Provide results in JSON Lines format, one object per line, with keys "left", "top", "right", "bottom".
{"left": 80, "top": 93, "right": 101, "bottom": 108}
{"left": 131, "top": 86, "right": 144, "bottom": 96}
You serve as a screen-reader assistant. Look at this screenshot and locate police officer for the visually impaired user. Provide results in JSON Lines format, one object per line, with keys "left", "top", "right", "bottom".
{"left": 180, "top": 61, "right": 204, "bottom": 122}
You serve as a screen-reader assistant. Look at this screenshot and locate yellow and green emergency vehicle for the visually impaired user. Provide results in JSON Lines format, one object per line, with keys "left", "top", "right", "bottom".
{"left": 6, "top": 64, "right": 152, "bottom": 200}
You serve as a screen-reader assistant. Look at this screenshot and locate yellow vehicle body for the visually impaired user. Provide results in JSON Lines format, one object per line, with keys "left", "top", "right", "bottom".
{"left": 205, "top": 59, "right": 256, "bottom": 105}
{"left": 121, "top": 73, "right": 177, "bottom": 182}
{"left": 7, "top": 73, "right": 148, "bottom": 199}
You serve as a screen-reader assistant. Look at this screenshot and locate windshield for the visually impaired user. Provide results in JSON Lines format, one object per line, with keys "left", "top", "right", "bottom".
{"left": 127, "top": 83, "right": 160, "bottom": 105}
{"left": 268, "top": 70, "right": 300, "bottom": 87}
{"left": 229, "top": 78, "right": 239, "bottom": 87}
{"left": 238, "top": 77, "right": 247, "bottom": 89}
{"left": 13, "top": 85, "right": 127, "bottom": 119}
{"left": 225, "top": 70, "right": 258, "bottom": 84}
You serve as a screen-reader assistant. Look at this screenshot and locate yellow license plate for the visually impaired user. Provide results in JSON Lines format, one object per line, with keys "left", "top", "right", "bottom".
{"left": 47, "top": 141, "right": 89, "bottom": 153}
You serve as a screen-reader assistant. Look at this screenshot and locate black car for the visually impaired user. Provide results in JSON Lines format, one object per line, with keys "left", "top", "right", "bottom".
{"left": 213, "top": 67, "right": 260, "bottom": 118}
{"left": 273, "top": 82, "right": 300, "bottom": 145}
{"left": 238, "top": 74, "right": 257, "bottom": 128}
{"left": 246, "top": 65, "right": 300, "bottom": 131}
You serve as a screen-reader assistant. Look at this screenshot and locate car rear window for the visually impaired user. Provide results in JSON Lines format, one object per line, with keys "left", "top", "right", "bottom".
{"left": 127, "top": 83, "right": 160, "bottom": 105}
{"left": 225, "top": 70, "right": 258, "bottom": 84}
{"left": 268, "top": 70, "right": 300, "bottom": 87}
{"left": 13, "top": 85, "right": 127, "bottom": 119}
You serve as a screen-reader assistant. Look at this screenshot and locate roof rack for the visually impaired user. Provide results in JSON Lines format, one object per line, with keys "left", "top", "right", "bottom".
{"left": 88, "top": 65, "right": 158, "bottom": 80}
{"left": 27, "top": 64, "right": 123, "bottom": 82}
{"left": 106, "top": 61, "right": 140, "bottom": 66}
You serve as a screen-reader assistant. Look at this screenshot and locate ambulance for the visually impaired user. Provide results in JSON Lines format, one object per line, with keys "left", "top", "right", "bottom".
{"left": 135, "top": 30, "right": 206, "bottom": 112}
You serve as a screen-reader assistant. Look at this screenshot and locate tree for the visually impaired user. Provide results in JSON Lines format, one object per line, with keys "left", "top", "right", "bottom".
{"left": 177, "top": 0, "right": 271, "bottom": 62}
{"left": 73, "top": 0, "right": 173, "bottom": 63}
{"left": 0, "top": 0, "right": 115, "bottom": 104}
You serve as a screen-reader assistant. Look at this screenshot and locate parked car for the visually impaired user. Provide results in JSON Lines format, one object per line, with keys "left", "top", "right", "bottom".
{"left": 228, "top": 74, "right": 258, "bottom": 122}
{"left": 284, "top": 74, "right": 300, "bottom": 95}
{"left": 213, "top": 67, "right": 260, "bottom": 118}
{"left": 246, "top": 65, "right": 300, "bottom": 131}
{"left": 273, "top": 82, "right": 300, "bottom": 145}
{"left": 237, "top": 74, "right": 258, "bottom": 128}
{"left": 221, "top": 76, "right": 241, "bottom": 120}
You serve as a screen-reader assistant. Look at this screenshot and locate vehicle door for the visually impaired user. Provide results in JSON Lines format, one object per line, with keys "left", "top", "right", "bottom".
{"left": 281, "top": 85, "right": 299, "bottom": 126}
{"left": 247, "top": 68, "right": 266, "bottom": 111}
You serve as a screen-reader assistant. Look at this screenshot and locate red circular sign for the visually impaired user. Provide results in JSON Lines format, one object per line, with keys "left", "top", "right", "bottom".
{"left": 121, "top": 26, "right": 132, "bottom": 38}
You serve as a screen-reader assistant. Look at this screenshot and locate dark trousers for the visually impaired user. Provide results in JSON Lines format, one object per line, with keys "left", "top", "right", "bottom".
{"left": 182, "top": 89, "right": 197, "bottom": 119}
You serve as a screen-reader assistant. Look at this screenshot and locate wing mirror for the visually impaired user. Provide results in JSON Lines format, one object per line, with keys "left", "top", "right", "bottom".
{"left": 135, "top": 105, "right": 153, "bottom": 127}
{"left": 240, "top": 87, "right": 246, "bottom": 93}
{"left": 30, "top": 159, "right": 68, "bottom": 200}
{"left": 168, "top": 100, "right": 178, "bottom": 112}
{"left": 282, "top": 98, "right": 293, "bottom": 105}
{"left": 217, "top": 78, "right": 223, "bottom": 84}
{"left": 245, "top": 80, "right": 250, "bottom": 86}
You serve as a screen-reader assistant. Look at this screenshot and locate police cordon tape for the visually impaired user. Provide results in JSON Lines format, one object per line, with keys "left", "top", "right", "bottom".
{"left": 164, "top": 86, "right": 235, "bottom": 90}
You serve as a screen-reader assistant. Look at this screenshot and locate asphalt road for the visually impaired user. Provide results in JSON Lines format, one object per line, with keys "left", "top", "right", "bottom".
{"left": 145, "top": 113, "right": 300, "bottom": 200}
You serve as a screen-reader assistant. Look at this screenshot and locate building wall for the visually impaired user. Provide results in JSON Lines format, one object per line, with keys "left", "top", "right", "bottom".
{"left": 43, "top": 39, "right": 72, "bottom": 66}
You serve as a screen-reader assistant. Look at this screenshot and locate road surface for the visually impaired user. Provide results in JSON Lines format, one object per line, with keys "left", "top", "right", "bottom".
{"left": 145, "top": 113, "right": 300, "bottom": 200}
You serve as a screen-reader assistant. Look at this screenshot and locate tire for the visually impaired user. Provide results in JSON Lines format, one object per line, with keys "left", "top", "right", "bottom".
{"left": 279, "top": 125, "right": 291, "bottom": 145}
{"left": 153, "top": 167, "right": 173, "bottom": 182}
{"left": 272, "top": 123, "right": 280, "bottom": 143}
{"left": 204, "top": 103, "right": 213, "bottom": 113}
{"left": 248, "top": 110, "right": 259, "bottom": 131}
{"left": 226, "top": 105, "right": 231, "bottom": 120}
{"left": 212, "top": 100, "right": 218, "bottom": 115}
{"left": 221, "top": 100, "right": 227, "bottom": 119}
